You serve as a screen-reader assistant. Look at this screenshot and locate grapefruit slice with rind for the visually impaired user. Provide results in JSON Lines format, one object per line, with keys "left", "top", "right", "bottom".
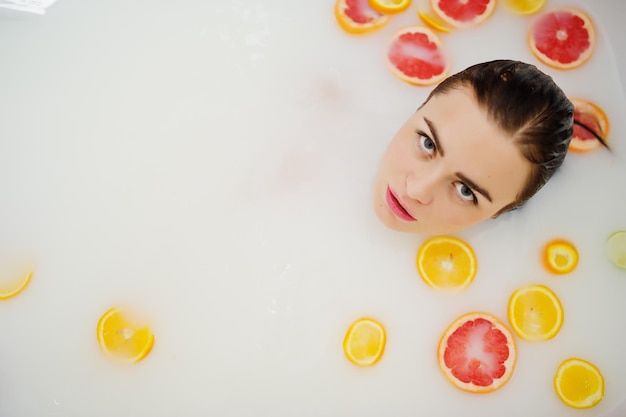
{"left": 386, "top": 26, "right": 449, "bottom": 86}
{"left": 431, "top": 0, "right": 496, "bottom": 29}
{"left": 438, "top": 312, "right": 516, "bottom": 393}
{"left": 606, "top": 230, "right": 626, "bottom": 270}
{"left": 529, "top": 8, "right": 596, "bottom": 70}
{"left": 502, "top": 0, "right": 546, "bottom": 16}
{"left": 369, "top": 0, "right": 411, "bottom": 14}
{"left": 417, "top": 9, "right": 452, "bottom": 33}
{"left": 343, "top": 318, "right": 386, "bottom": 366}
{"left": 335, "top": 0, "right": 390, "bottom": 35}
{"left": 97, "top": 307, "right": 155, "bottom": 364}
{"left": 508, "top": 284, "right": 564, "bottom": 341}
{"left": 554, "top": 358, "right": 604, "bottom": 409}
{"left": 0, "top": 271, "right": 32, "bottom": 300}
{"left": 569, "top": 97, "right": 609, "bottom": 153}
{"left": 543, "top": 239, "right": 579, "bottom": 275}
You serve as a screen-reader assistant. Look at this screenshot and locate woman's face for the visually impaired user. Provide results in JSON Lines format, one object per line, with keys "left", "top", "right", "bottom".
{"left": 373, "top": 86, "right": 531, "bottom": 236}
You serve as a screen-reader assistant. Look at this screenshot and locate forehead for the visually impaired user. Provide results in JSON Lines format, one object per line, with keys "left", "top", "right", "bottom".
{"left": 417, "top": 86, "right": 530, "bottom": 204}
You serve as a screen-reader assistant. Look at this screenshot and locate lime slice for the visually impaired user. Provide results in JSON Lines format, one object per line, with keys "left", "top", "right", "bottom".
{"left": 606, "top": 231, "right": 626, "bottom": 269}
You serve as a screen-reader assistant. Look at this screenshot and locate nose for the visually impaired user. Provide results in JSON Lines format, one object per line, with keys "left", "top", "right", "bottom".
{"left": 406, "top": 170, "right": 439, "bottom": 205}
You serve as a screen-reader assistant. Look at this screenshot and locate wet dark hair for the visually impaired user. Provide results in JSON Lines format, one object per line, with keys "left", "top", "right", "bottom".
{"left": 424, "top": 59, "right": 574, "bottom": 214}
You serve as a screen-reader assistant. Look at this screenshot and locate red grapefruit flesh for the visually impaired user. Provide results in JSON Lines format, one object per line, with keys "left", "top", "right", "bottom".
{"left": 569, "top": 97, "right": 609, "bottom": 153}
{"left": 438, "top": 312, "right": 516, "bottom": 393}
{"left": 335, "top": 0, "right": 390, "bottom": 35}
{"left": 431, "top": 0, "right": 496, "bottom": 28}
{"left": 529, "top": 8, "right": 596, "bottom": 70}
{"left": 386, "top": 26, "right": 449, "bottom": 86}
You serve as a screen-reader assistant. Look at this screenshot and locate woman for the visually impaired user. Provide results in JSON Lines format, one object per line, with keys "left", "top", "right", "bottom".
{"left": 374, "top": 60, "right": 574, "bottom": 236}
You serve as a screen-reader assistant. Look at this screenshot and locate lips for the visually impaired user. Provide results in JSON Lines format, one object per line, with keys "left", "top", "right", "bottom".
{"left": 385, "top": 186, "right": 416, "bottom": 222}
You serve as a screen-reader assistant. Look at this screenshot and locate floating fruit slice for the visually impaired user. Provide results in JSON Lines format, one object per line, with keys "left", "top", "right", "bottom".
{"left": 529, "top": 8, "right": 596, "bottom": 70}
{"left": 343, "top": 318, "right": 386, "bottom": 366}
{"left": 502, "top": 0, "right": 546, "bottom": 15}
{"left": 386, "top": 26, "right": 449, "bottom": 86}
{"left": 97, "top": 307, "right": 155, "bottom": 364}
{"left": 369, "top": 0, "right": 410, "bottom": 14}
{"left": 606, "top": 230, "right": 626, "bottom": 270}
{"left": 0, "top": 271, "right": 32, "bottom": 300}
{"left": 569, "top": 98, "right": 610, "bottom": 153}
{"left": 430, "top": 0, "right": 496, "bottom": 28}
{"left": 508, "top": 284, "right": 564, "bottom": 341}
{"left": 416, "top": 235, "right": 476, "bottom": 291}
{"left": 417, "top": 9, "right": 452, "bottom": 33}
{"left": 554, "top": 358, "right": 604, "bottom": 409}
{"left": 334, "top": 0, "right": 390, "bottom": 35}
{"left": 543, "top": 239, "right": 579, "bottom": 274}
{"left": 438, "top": 312, "right": 516, "bottom": 393}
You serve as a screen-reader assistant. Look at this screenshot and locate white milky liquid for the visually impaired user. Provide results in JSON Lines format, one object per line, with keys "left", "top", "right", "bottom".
{"left": 0, "top": 0, "right": 625, "bottom": 416}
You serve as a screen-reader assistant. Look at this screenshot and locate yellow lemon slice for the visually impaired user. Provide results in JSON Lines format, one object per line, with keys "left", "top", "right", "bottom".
{"left": 555, "top": 358, "right": 604, "bottom": 409}
{"left": 417, "top": 9, "right": 452, "bottom": 33}
{"left": 606, "top": 230, "right": 626, "bottom": 269}
{"left": 416, "top": 236, "right": 477, "bottom": 291}
{"left": 502, "top": 0, "right": 547, "bottom": 15}
{"left": 508, "top": 284, "right": 564, "bottom": 341}
{"left": 97, "top": 307, "right": 155, "bottom": 364}
{"left": 369, "top": 0, "right": 411, "bottom": 14}
{"left": 543, "top": 239, "right": 579, "bottom": 274}
{"left": 0, "top": 271, "right": 33, "bottom": 300}
{"left": 343, "top": 318, "right": 386, "bottom": 366}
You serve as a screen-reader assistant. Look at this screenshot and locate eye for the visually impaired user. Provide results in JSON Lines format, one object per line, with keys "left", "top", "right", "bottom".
{"left": 455, "top": 182, "right": 477, "bottom": 204}
{"left": 418, "top": 132, "right": 436, "bottom": 156}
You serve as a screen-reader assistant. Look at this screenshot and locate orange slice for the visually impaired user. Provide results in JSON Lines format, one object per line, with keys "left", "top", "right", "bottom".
{"left": 543, "top": 239, "right": 579, "bottom": 275}
{"left": 508, "top": 284, "right": 564, "bottom": 341}
{"left": 431, "top": 0, "right": 496, "bottom": 28}
{"left": 369, "top": 0, "right": 410, "bottom": 14}
{"left": 438, "top": 312, "right": 516, "bottom": 393}
{"left": 502, "top": 0, "right": 546, "bottom": 15}
{"left": 386, "top": 26, "right": 450, "bottom": 86}
{"left": 569, "top": 98, "right": 609, "bottom": 153}
{"left": 97, "top": 307, "right": 155, "bottom": 364}
{"left": 528, "top": 8, "right": 596, "bottom": 70}
{"left": 555, "top": 358, "right": 604, "bottom": 409}
{"left": 417, "top": 9, "right": 452, "bottom": 33}
{"left": 416, "top": 236, "right": 476, "bottom": 291}
{"left": 0, "top": 271, "right": 32, "bottom": 300}
{"left": 343, "top": 318, "right": 386, "bottom": 366}
{"left": 334, "top": 0, "right": 390, "bottom": 35}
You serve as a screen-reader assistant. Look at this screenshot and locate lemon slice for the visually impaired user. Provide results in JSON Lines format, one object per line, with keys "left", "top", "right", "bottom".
{"left": 0, "top": 271, "right": 33, "bottom": 300}
{"left": 417, "top": 9, "right": 452, "bottom": 33}
{"left": 502, "top": 0, "right": 546, "bottom": 15}
{"left": 555, "top": 358, "right": 604, "bottom": 409}
{"left": 416, "top": 236, "right": 477, "bottom": 291}
{"left": 606, "top": 230, "right": 626, "bottom": 269}
{"left": 97, "top": 307, "right": 155, "bottom": 364}
{"left": 343, "top": 318, "right": 386, "bottom": 366}
{"left": 369, "top": 0, "right": 411, "bottom": 14}
{"left": 508, "top": 284, "right": 564, "bottom": 341}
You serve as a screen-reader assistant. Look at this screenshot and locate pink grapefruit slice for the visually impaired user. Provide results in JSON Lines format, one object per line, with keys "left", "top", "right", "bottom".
{"left": 334, "top": 0, "right": 390, "bottom": 35}
{"left": 386, "top": 26, "right": 449, "bottom": 86}
{"left": 529, "top": 8, "right": 596, "bottom": 70}
{"left": 430, "top": 0, "right": 496, "bottom": 29}
{"left": 569, "top": 97, "right": 609, "bottom": 152}
{"left": 438, "top": 312, "right": 516, "bottom": 393}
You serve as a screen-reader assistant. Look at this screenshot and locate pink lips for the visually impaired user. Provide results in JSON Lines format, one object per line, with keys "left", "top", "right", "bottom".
{"left": 385, "top": 186, "right": 416, "bottom": 222}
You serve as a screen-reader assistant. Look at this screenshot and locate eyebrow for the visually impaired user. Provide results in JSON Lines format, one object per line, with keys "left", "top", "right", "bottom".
{"left": 424, "top": 116, "right": 493, "bottom": 203}
{"left": 456, "top": 172, "right": 493, "bottom": 203}
{"left": 424, "top": 117, "right": 444, "bottom": 157}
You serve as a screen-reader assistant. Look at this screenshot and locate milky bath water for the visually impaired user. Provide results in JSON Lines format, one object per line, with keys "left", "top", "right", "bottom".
{"left": 1, "top": 0, "right": 625, "bottom": 416}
